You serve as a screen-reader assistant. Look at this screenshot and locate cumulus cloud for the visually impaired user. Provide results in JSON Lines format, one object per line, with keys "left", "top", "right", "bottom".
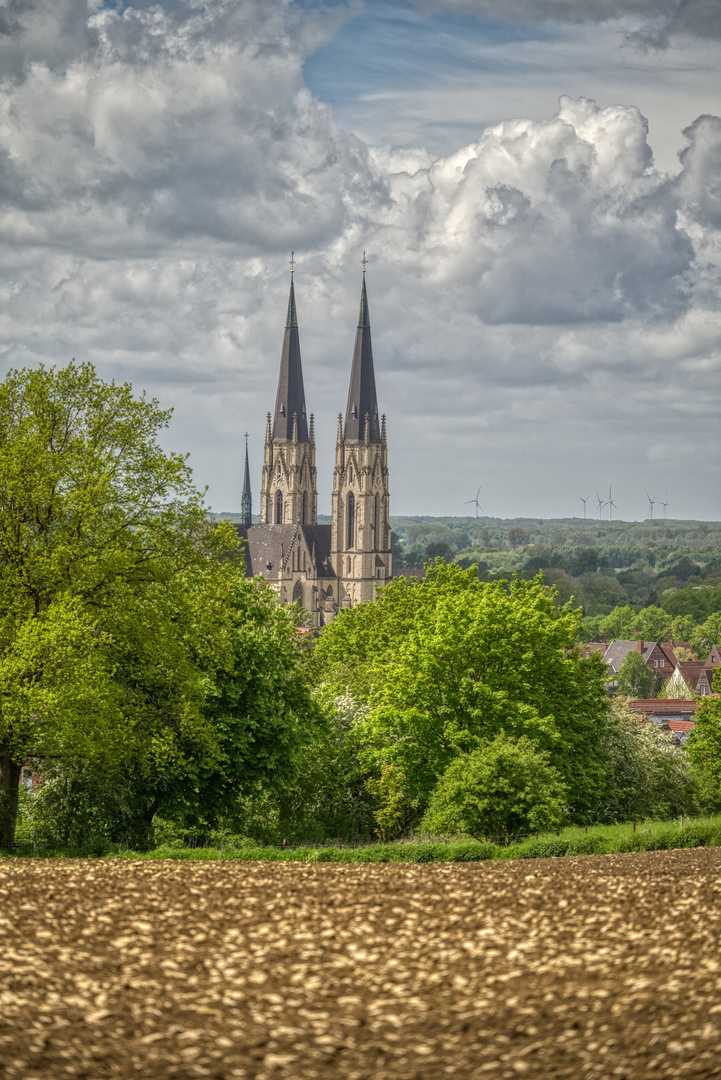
{"left": 0, "top": 0, "right": 718, "bottom": 516}
{"left": 366, "top": 96, "right": 695, "bottom": 325}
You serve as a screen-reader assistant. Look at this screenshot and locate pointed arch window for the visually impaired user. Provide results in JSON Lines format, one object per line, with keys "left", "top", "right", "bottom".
{"left": 347, "top": 492, "right": 355, "bottom": 549}
{"left": 293, "top": 580, "right": 303, "bottom": 605}
{"left": 275, "top": 490, "right": 283, "bottom": 524}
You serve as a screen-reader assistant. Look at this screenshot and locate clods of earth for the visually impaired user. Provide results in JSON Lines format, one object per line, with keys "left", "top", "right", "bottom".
{"left": 1, "top": 849, "right": 720, "bottom": 1078}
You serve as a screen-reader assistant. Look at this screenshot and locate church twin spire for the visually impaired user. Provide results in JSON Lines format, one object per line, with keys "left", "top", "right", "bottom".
{"left": 250, "top": 256, "right": 391, "bottom": 610}
{"left": 344, "top": 273, "right": 380, "bottom": 443}
{"left": 272, "top": 273, "right": 308, "bottom": 443}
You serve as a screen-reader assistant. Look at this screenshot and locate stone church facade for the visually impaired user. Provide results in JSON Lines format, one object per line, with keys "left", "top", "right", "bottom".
{"left": 237, "top": 268, "right": 391, "bottom": 627}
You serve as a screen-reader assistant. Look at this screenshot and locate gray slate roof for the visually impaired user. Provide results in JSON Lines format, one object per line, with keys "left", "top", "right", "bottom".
{"left": 235, "top": 524, "right": 334, "bottom": 581}
{"left": 603, "top": 640, "right": 657, "bottom": 674}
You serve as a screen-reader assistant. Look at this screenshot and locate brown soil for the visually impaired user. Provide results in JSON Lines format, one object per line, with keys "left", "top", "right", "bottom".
{"left": 1, "top": 849, "right": 720, "bottom": 1079}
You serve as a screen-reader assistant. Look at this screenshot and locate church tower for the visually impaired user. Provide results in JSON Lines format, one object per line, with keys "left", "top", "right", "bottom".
{"left": 240, "top": 433, "right": 253, "bottom": 526}
{"left": 260, "top": 269, "right": 318, "bottom": 525}
{"left": 331, "top": 265, "right": 391, "bottom": 606}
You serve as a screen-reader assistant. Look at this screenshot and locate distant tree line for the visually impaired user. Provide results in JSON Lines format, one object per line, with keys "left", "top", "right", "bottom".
{"left": 391, "top": 521, "right": 721, "bottom": 649}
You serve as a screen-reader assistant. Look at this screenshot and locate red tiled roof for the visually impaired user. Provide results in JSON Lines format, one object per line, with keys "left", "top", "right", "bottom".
{"left": 676, "top": 661, "right": 706, "bottom": 685}
{"left": 668, "top": 720, "right": 695, "bottom": 732}
{"left": 659, "top": 641, "right": 695, "bottom": 666}
{"left": 580, "top": 642, "right": 606, "bottom": 657}
{"left": 630, "top": 698, "right": 699, "bottom": 717}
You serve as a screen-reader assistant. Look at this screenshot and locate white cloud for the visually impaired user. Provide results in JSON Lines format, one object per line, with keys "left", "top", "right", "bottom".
{"left": 410, "top": 0, "right": 721, "bottom": 43}
{"left": 0, "top": 0, "right": 718, "bottom": 518}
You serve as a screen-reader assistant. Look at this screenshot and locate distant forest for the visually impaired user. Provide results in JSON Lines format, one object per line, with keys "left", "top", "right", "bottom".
{"left": 217, "top": 513, "right": 721, "bottom": 649}
{"left": 389, "top": 517, "right": 721, "bottom": 648}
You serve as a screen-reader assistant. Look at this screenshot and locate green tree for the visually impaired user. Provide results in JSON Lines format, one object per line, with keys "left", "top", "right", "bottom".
{"left": 687, "top": 695, "right": 721, "bottom": 807}
{"left": 0, "top": 361, "right": 251, "bottom": 847}
{"left": 616, "top": 651, "right": 654, "bottom": 698}
{"left": 316, "top": 561, "right": 612, "bottom": 829}
{"left": 690, "top": 613, "right": 721, "bottom": 657}
{"left": 390, "top": 530, "right": 405, "bottom": 570}
{"left": 23, "top": 574, "right": 321, "bottom": 848}
{"left": 187, "top": 575, "right": 324, "bottom": 827}
{"left": 425, "top": 541, "right": 454, "bottom": 562}
{"left": 421, "top": 734, "right": 567, "bottom": 841}
{"left": 507, "top": 526, "right": 529, "bottom": 549}
{"left": 599, "top": 698, "right": 697, "bottom": 822}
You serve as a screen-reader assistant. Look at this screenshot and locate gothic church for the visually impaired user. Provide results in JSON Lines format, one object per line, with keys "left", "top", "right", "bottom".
{"left": 237, "top": 266, "right": 391, "bottom": 626}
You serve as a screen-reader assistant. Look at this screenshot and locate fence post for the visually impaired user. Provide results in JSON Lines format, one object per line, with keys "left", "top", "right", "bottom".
{"left": 33, "top": 829, "right": 36, "bottom": 854}
{"left": 633, "top": 821, "right": 636, "bottom": 834}
{"left": 681, "top": 814, "right": 684, "bottom": 829}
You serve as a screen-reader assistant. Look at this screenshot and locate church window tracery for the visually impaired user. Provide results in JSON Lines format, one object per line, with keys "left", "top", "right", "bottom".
{"left": 275, "top": 490, "right": 283, "bottom": 524}
{"left": 347, "top": 492, "right": 355, "bottom": 548}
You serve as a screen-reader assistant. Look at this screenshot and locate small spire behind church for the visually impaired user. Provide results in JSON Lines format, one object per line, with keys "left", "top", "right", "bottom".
{"left": 241, "top": 432, "right": 253, "bottom": 526}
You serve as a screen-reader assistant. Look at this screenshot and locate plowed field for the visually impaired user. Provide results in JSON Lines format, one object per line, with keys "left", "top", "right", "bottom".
{"left": 1, "top": 849, "right": 720, "bottom": 1079}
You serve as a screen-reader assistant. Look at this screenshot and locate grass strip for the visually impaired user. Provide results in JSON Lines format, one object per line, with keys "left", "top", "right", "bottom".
{"left": 6, "top": 818, "right": 721, "bottom": 863}
{"left": 117, "top": 817, "right": 721, "bottom": 863}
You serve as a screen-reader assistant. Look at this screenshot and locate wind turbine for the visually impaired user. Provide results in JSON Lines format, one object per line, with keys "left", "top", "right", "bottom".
{"left": 596, "top": 490, "right": 607, "bottom": 520}
{"left": 647, "top": 493, "right": 656, "bottom": 520}
{"left": 579, "top": 495, "right": 590, "bottom": 519}
{"left": 660, "top": 497, "right": 669, "bottom": 520}
{"left": 464, "top": 486, "right": 484, "bottom": 518}
{"left": 608, "top": 486, "right": 617, "bottom": 520}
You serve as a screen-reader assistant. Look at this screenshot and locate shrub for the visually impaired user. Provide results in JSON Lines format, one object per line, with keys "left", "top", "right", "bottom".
{"left": 421, "top": 734, "right": 567, "bottom": 842}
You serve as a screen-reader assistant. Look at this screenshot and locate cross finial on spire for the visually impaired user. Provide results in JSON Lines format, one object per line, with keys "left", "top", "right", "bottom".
{"left": 289, "top": 251, "right": 295, "bottom": 273}
{"left": 361, "top": 250, "right": 367, "bottom": 272}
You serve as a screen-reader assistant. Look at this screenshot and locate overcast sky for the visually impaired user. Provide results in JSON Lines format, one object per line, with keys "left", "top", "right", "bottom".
{"left": 1, "top": 0, "right": 720, "bottom": 520}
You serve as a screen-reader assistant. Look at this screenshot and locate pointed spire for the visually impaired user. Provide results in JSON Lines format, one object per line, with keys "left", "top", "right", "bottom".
{"left": 345, "top": 268, "right": 380, "bottom": 442}
{"left": 241, "top": 433, "right": 252, "bottom": 527}
{"left": 357, "top": 272, "right": 370, "bottom": 328}
{"left": 273, "top": 270, "right": 308, "bottom": 441}
{"left": 309, "top": 412, "right": 315, "bottom": 445}
{"left": 285, "top": 274, "right": 298, "bottom": 329}
{"left": 336, "top": 412, "right": 343, "bottom": 444}
{"left": 381, "top": 413, "right": 387, "bottom": 446}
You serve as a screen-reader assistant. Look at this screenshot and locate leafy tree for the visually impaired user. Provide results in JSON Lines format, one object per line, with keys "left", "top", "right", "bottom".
{"left": 425, "top": 541, "right": 454, "bottom": 562}
{"left": 576, "top": 572, "right": 628, "bottom": 616}
{"left": 0, "top": 361, "right": 226, "bottom": 845}
{"left": 220, "top": 691, "right": 377, "bottom": 845}
{"left": 690, "top": 613, "right": 721, "bottom": 656}
{"left": 687, "top": 696, "right": 721, "bottom": 808}
{"left": 0, "top": 361, "right": 316, "bottom": 848}
{"left": 507, "top": 526, "right": 529, "bottom": 549}
{"left": 421, "top": 734, "right": 567, "bottom": 841}
{"left": 599, "top": 698, "right": 698, "bottom": 822}
{"left": 616, "top": 651, "right": 655, "bottom": 698}
{"left": 316, "top": 561, "right": 612, "bottom": 830}
{"left": 390, "top": 530, "right": 405, "bottom": 569}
